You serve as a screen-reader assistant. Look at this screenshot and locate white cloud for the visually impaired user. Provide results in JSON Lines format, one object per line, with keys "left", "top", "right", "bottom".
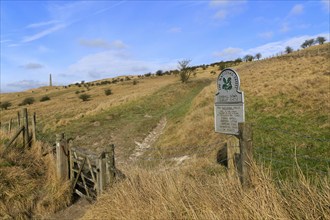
{"left": 67, "top": 51, "right": 177, "bottom": 80}
{"left": 213, "top": 47, "right": 243, "bottom": 60}
{"left": 258, "top": 31, "right": 274, "bottom": 39}
{"left": 22, "top": 23, "right": 66, "bottom": 43}
{"left": 246, "top": 33, "right": 329, "bottom": 57}
{"left": 289, "top": 4, "right": 304, "bottom": 16}
{"left": 20, "top": 63, "right": 44, "bottom": 69}
{"left": 79, "top": 39, "right": 127, "bottom": 50}
{"left": 213, "top": 33, "right": 329, "bottom": 60}
{"left": 6, "top": 80, "right": 47, "bottom": 90}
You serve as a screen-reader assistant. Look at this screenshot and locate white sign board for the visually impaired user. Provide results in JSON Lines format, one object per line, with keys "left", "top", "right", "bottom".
{"left": 215, "top": 68, "right": 245, "bottom": 135}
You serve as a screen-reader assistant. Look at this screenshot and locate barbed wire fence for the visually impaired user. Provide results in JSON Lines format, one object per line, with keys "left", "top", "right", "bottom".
{"left": 251, "top": 123, "right": 330, "bottom": 179}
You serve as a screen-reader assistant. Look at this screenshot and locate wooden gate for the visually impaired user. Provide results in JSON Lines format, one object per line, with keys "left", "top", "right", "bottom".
{"left": 55, "top": 134, "right": 117, "bottom": 200}
{"left": 70, "top": 145, "right": 116, "bottom": 200}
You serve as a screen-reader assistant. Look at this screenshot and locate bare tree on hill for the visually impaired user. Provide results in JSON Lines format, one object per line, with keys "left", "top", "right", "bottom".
{"left": 178, "top": 59, "right": 194, "bottom": 83}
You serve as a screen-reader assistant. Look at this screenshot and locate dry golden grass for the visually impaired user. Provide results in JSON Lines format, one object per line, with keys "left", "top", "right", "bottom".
{"left": 0, "top": 131, "right": 71, "bottom": 219}
{"left": 0, "top": 75, "right": 179, "bottom": 132}
{"left": 83, "top": 159, "right": 329, "bottom": 220}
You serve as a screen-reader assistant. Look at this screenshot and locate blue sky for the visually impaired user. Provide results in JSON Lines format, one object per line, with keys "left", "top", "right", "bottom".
{"left": 1, "top": 0, "right": 329, "bottom": 93}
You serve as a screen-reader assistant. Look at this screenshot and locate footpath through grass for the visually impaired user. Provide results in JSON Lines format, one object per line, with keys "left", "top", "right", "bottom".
{"left": 46, "top": 79, "right": 211, "bottom": 160}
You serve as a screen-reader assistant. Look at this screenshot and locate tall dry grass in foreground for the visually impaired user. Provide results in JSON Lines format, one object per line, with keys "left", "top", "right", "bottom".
{"left": 83, "top": 159, "right": 330, "bottom": 219}
{"left": 0, "top": 131, "right": 71, "bottom": 219}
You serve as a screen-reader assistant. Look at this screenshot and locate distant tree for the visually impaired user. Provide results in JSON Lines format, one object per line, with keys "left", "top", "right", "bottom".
{"left": 144, "top": 72, "right": 152, "bottom": 77}
{"left": 243, "top": 55, "right": 254, "bottom": 62}
{"left": 234, "top": 58, "right": 242, "bottom": 63}
{"left": 20, "top": 97, "right": 35, "bottom": 105}
{"left": 40, "top": 96, "right": 50, "bottom": 102}
{"left": 156, "top": 70, "right": 163, "bottom": 76}
{"left": 316, "top": 36, "right": 326, "bottom": 45}
{"left": 104, "top": 89, "right": 112, "bottom": 96}
{"left": 178, "top": 59, "right": 194, "bottom": 83}
{"left": 218, "top": 62, "right": 226, "bottom": 70}
{"left": 285, "top": 46, "right": 294, "bottom": 54}
{"left": 301, "top": 39, "right": 315, "bottom": 48}
{"left": 255, "top": 53, "right": 262, "bottom": 60}
{"left": 79, "top": 94, "right": 91, "bottom": 102}
{"left": 0, "top": 101, "right": 12, "bottom": 110}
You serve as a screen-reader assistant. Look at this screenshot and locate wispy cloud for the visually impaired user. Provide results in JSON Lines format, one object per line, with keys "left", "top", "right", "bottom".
{"left": 168, "top": 27, "right": 182, "bottom": 33}
{"left": 6, "top": 80, "right": 47, "bottom": 90}
{"left": 213, "top": 47, "right": 243, "bottom": 60}
{"left": 79, "top": 39, "right": 127, "bottom": 50}
{"left": 26, "top": 20, "right": 60, "bottom": 28}
{"left": 22, "top": 23, "right": 66, "bottom": 43}
{"left": 289, "top": 4, "right": 304, "bottom": 16}
{"left": 209, "top": 0, "right": 247, "bottom": 22}
{"left": 321, "top": 0, "right": 330, "bottom": 12}
{"left": 258, "top": 31, "right": 274, "bottom": 39}
{"left": 20, "top": 62, "right": 44, "bottom": 70}
{"left": 280, "top": 22, "right": 290, "bottom": 33}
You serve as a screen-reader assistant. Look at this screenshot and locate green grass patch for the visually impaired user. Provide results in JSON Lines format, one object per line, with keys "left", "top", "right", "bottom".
{"left": 246, "top": 96, "right": 330, "bottom": 179}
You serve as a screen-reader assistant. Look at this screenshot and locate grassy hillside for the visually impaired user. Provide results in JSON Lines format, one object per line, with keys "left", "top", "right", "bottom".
{"left": 0, "top": 43, "right": 329, "bottom": 219}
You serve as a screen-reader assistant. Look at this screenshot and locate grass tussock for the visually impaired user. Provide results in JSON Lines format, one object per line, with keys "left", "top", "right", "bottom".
{"left": 0, "top": 131, "right": 71, "bottom": 219}
{"left": 83, "top": 160, "right": 329, "bottom": 219}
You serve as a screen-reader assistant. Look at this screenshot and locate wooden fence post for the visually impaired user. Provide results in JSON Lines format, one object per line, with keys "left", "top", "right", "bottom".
{"left": 227, "top": 136, "right": 239, "bottom": 177}
{"left": 56, "top": 133, "right": 69, "bottom": 181}
{"left": 17, "top": 111, "right": 21, "bottom": 127}
{"left": 238, "top": 123, "right": 253, "bottom": 188}
{"left": 8, "top": 118, "right": 12, "bottom": 133}
{"left": 22, "top": 108, "right": 30, "bottom": 147}
{"left": 32, "top": 112, "right": 37, "bottom": 143}
{"left": 107, "top": 144, "right": 116, "bottom": 186}
{"left": 97, "top": 152, "right": 106, "bottom": 195}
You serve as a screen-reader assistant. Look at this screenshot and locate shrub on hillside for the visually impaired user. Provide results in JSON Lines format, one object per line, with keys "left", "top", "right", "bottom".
{"left": 316, "top": 36, "right": 326, "bottom": 45}
{"left": 104, "top": 89, "right": 112, "bottom": 96}
{"left": 178, "top": 59, "right": 194, "bottom": 83}
{"left": 40, "top": 96, "right": 50, "bottom": 102}
{"left": 79, "top": 94, "right": 91, "bottom": 102}
{"left": 19, "top": 97, "right": 35, "bottom": 106}
{"left": 0, "top": 101, "right": 12, "bottom": 110}
{"left": 285, "top": 46, "right": 293, "bottom": 54}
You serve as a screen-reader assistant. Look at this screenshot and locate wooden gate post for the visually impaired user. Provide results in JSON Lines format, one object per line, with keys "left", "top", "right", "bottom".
{"left": 238, "top": 123, "right": 253, "bottom": 188}
{"left": 56, "top": 133, "right": 69, "bottom": 181}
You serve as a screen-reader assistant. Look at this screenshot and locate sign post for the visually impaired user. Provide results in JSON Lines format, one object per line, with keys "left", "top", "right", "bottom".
{"left": 215, "top": 68, "right": 245, "bottom": 135}
{"left": 215, "top": 68, "right": 247, "bottom": 181}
